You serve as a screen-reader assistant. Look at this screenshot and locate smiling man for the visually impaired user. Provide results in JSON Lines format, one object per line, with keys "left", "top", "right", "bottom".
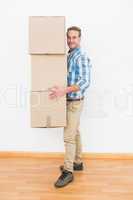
{"left": 49, "top": 26, "right": 92, "bottom": 188}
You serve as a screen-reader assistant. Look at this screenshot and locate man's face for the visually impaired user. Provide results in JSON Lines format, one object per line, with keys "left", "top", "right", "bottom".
{"left": 67, "top": 30, "right": 81, "bottom": 49}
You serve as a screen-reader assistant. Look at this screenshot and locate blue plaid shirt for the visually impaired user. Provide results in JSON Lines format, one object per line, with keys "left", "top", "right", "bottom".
{"left": 67, "top": 47, "right": 92, "bottom": 99}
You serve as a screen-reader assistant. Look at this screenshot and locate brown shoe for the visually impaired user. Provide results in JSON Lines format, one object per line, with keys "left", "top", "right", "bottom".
{"left": 60, "top": 162, "right": 84, "bottom": 171}
{"left": 54, "top": 170, "right": 74, "bottom": 188}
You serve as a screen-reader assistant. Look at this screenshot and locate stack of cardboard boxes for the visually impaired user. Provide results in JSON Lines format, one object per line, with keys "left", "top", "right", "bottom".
{"left": 29, "top": 16, "right": 67, "bottom": 128}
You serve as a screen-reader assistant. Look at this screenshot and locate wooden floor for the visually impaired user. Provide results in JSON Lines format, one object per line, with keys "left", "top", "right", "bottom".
{"left": 0, "top": 157, "right": 133, "bottom": 200}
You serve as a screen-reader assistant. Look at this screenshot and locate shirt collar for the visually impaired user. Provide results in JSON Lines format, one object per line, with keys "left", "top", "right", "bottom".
{"left": 68, "top": 47, "right": 81, "bottom": 54}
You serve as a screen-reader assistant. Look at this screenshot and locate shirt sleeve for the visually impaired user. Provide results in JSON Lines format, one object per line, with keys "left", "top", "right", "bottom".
{"left": 75, "top": 53, "right": 92, "bottom": 91}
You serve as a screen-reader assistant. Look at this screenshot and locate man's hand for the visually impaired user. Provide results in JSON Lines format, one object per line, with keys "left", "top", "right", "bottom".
{"left": 48, "top": 85, "right": 67, "bottom": 99}
{"left": 48, "top": 84, "right": 80, "bottom": 99}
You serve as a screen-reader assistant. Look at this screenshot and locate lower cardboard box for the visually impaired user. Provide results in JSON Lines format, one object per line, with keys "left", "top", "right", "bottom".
{"left": 30, "top": 91, "right": 66, "bottom": 128}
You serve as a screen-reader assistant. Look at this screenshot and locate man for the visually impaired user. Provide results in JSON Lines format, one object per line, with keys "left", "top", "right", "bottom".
{"left": 49, "top": 26, "right": 92, "bottom": 188}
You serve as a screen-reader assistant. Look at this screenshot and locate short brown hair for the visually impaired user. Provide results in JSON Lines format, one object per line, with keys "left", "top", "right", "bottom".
{"left": 67, "top": 26, "right": 81, "bottom": 37}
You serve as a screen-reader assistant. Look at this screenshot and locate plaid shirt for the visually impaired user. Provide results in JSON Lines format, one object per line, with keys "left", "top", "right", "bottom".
{"left": 67, "top": 47, "right": 92, "bottom": 99}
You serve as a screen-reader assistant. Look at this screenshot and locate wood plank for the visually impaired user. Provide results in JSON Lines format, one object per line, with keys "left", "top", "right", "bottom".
{"left": 0, "top": 155, "right": 133, "bottom": 199}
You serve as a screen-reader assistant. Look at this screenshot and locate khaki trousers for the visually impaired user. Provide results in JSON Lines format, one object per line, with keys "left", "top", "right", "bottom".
{"left": 63, "top": 99, "right": 84, "bottom": 172}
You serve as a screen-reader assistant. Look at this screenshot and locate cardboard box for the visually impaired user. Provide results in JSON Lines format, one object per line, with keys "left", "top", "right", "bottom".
{"left": 30, "top": 91, "right": 66, "bottom": 127}
{"left": 31, "top": 54, "right": 67, "bottom": 91}
{"left": 29, "top": 16, "right": 66, "bottom": 54}
{"left": 29, "top": 16, "right": 67, "bottom": 127}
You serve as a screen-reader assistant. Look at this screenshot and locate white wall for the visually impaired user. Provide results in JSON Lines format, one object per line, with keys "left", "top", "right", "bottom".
{"left": 0, "top": 0, "right": 133, "bottom": 153}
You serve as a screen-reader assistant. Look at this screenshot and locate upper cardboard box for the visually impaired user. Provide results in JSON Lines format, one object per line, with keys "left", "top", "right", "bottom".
{"left": 29, "top": 16, "right": 66, "bottom": 54}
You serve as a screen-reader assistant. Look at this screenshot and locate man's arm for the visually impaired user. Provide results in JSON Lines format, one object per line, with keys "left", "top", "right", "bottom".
{"left": 65, "top": 84, "right": 80, "bottom": 93}
{"left": 74, "top": 54, "right": 92, "bottom": 92}
{"left": 65, "top": 54, "right": 92, "bottom": 94}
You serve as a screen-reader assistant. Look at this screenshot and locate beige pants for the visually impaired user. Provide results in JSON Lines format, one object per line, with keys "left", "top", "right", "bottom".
{"left": 63, "top": 99, "right": 84, "bottom": 172}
